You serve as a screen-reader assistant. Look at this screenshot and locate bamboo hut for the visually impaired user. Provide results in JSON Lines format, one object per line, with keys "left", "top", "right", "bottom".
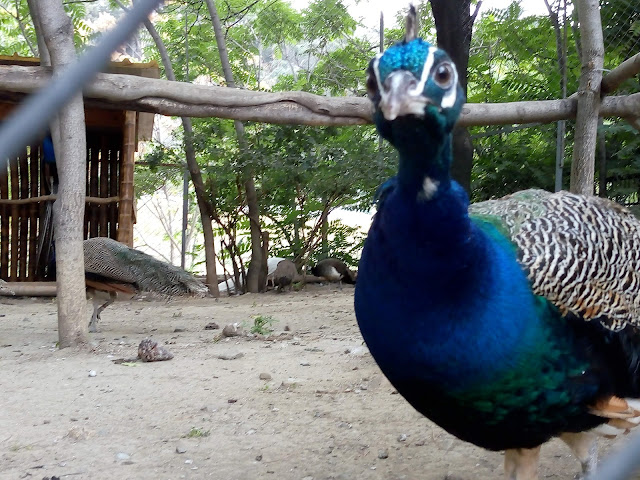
{"left": 0, "top": 55, "right": 158, "bottom": 284}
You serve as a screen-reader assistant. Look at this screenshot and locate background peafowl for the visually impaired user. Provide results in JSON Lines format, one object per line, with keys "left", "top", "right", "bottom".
{"left": 83, "top": 237, "right": 209, "bottom": 332}
{"left": 0, "top": 279, "right": 15, "bottom": 295}
{"left": 354, "top": 12, "right": 640, "bottom": 480}
{"left": 311, "top": 258, "right": 357, "bottom": 286}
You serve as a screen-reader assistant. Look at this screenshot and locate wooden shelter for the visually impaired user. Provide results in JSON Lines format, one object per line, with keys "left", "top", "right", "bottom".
{"left": 0, "top": 55, "right": 159, "bottom": 283}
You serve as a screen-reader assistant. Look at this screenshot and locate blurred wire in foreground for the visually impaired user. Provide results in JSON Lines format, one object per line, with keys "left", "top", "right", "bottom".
{"left": 587, "top": 431, "right": 640, "bottom": 480}
{"left": 0, "top": 0, "right": 164, "bottom": 167}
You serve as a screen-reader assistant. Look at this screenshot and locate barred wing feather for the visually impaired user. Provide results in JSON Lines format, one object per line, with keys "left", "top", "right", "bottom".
{"left": 469, "top": 189, "right": 640, "bottom": 331}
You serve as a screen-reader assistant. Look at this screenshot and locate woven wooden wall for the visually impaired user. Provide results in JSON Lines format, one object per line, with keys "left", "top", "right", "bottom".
{"left": 85, "top": 130, "right": 122, "bottom": 240}
{"left": 0, "top": 129, "right": 123, "bottom": 281}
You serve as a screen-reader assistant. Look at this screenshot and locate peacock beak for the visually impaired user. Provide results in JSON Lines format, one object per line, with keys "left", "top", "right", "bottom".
{"left": 379, "top": 70, "right": 431, "bottom": 121}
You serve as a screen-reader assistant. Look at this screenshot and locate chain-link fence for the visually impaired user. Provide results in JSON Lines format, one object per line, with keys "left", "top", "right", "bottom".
{"left": 466, "top": 0, "right": 639, "bottom": 206}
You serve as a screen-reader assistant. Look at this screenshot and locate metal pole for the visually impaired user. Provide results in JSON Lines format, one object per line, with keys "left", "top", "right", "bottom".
{"left": 587, "top": 431, "right": 640, "bottom": 480}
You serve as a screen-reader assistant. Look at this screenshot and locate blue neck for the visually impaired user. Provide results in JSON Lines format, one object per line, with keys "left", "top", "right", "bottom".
{"left": 382, "top": 115, "right": 453, "bottom": 194}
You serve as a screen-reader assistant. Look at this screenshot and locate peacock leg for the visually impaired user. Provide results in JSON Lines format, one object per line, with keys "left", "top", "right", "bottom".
{"left": 89, "top": 292, "right": 116, "bottom": 333}
{"left": 504, "top": 446, "right": 541, "bottom": 480}
{"left": 559, "top": 432, "right": 598, "bottom": 479}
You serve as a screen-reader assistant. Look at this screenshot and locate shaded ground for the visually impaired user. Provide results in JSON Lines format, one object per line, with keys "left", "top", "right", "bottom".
{"left": 0, "top": 286, "right": 627, "bottom": 480}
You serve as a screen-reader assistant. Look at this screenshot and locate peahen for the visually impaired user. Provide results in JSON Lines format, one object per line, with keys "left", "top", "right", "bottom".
{"left": 311, "top": 258, "right": 357, "bottom": 285}
{"left": 83, "top": 237, "right": 209, "bottom": 332}
{"left": 354, "top": 17, "right": 640, "bottom": 480}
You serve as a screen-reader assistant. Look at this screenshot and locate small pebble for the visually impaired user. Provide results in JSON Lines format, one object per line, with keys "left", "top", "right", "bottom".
{"left": 204, "top": 322, "right": 219, "bottom": 330}
{"left": 280, "top": 378, "right": 299, "bottom": 389}
{"left": 88, "top": 370, "right": 97, "bottom": 377}
{"left": 300, "top": 361, "right": 310, "bottom": 366}
{"left": 347, "top": 346, "right": 369, "bottom": 357}
{"left": 185, "top": 459, "right": 193, "bottom": 464}
{"left": 284, "top": 325, "right": 290, "bottom": 331}
{"left": 378, "top": 449, "right": 389, "bottom": 459}
{"left": 228, "top": 398, "right": 238, "bottom": 404}
{"left": 397, "top": 433, "right": 408, "bottom": 442}
{"left": 116, "top": 452, "right": 131, "bottom": 461}
{"left": 217, "top": 352, "right": 244, "bottom": 360}
{"left": 255, "top": 454, "right": 263, "bottom": 461}
{"left": 174, "top": 327, "right": 186, "bottom": 333}
{"left": 259, "top": 372, "right": 272, "bottom": 381}
{"left": 176, "top": 441, "right": 187, "bottom": 454}
{"left": 222, "top": 323, "right": 243, "bottom": 337}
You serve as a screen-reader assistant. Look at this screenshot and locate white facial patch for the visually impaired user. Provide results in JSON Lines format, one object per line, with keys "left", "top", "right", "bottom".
{"left": 440, "top": 63, "right": 459, "bottom": 109}
{"left": 419, "top": 176, "right": 440, "bottom": 200}
{"left": 408, "top": 46, "right": 437, "bottom": 97}
{"left": 371, "top": 53, "right": 384, "bottom": 97}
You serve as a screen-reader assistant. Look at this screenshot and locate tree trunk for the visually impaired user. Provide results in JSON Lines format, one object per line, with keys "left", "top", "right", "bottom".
{"left": 597, "top": 117, "right": 607, "bottom": 197}
{"left": 544, "top": 0, "right": 569, "bottom": 191}
{"left": 429, "top": 0, "right": 479, "bottom": 194}
{"left": 36, "top": 0, "right": 88, "bottom": 347}
{"left": 205, "top": 0, "right": 263, "bottom": 293}
{"left": 183, "top": 120, "right": 220, "bottom": 295}
{"left": 128, "top": 3, "right": 220, "bottom": 295}
{"left": 26, "top": 0, "right": 49, "bottom": 64}
{"left": 570, "top": 0, "right": 604, "bottom": 195}
{"left": 259, "top": 231, "right": 269, "bottom": 291}
{"left": 320, "top": 205, "right": 329, "bottom": 258}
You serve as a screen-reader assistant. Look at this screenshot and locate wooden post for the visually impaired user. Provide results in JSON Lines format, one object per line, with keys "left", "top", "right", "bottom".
{"left": 0, "top": 155, "right": 8, "bottom": 279}
{"left": 570, "top": 0, "right": 604, "bottom": 195}
{"left": 28, "top": 140, "right": 39, "bottom": 279}
{"left": 117, "top": 110, "right": 136, "bottom": 246}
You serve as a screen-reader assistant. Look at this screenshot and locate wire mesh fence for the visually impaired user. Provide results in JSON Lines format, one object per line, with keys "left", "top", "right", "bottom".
{"left": 464, "top": 0, "right": 639, "bottom": 204}
{"left": 2, "top": 0, "right": 640, "bottom": 478}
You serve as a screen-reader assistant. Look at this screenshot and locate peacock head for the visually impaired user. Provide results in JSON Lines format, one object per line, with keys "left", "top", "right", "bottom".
{"left": 366, "top": 38, "right": 465, "bottom": 147}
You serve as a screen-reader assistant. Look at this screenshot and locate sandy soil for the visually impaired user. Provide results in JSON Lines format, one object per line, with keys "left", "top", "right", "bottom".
{"left": 0, "top": 286, "right": 628, "bottom": 480}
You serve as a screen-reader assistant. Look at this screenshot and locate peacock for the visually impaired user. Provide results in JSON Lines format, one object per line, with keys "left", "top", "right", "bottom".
{"left": 354, "top": 16, "right": 640, "bottom": 480}
{"left": 83, "top": 237, "right": 209, "bottom": 332}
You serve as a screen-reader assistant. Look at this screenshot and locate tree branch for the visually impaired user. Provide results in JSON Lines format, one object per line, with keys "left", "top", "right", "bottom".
{"left": 570, "top": 0, "right": 604, "bottom": 194}
{"left": 602, "top": 52, "right": 640, "bottom": 94}
{"left": 2, "top": 65, "right": 640, "bottom": 127}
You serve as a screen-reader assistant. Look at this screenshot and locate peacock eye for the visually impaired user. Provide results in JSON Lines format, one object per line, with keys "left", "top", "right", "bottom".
{"left": 433, "top": 62, "right": 454, "bottom": 88}
{"left": 366, "top": 73, "right": 378, "bottom": 98}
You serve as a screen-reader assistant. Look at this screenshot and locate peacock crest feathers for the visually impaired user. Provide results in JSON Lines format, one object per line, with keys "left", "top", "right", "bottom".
{"left": 373, "top": 38, "right": 433, "bottom": 86}
{"left": 83, "top": 237, "right": 208, "bottom": 297}
{"left": 470, "top": 189, "right": 640, "bottom": 331}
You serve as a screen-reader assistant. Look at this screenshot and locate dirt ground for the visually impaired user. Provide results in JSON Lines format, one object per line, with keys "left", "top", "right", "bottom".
{"left": 0, "top": 285, "right": 628, "bottom": 480}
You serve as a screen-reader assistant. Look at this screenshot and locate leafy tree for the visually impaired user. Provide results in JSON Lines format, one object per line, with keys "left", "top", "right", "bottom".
{"left": 0, "top": 0, "right": 90, "bottom": 56}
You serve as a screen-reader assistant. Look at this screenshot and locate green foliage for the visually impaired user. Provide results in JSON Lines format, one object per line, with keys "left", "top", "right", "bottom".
{"left": 0, "top": 0, "right": 35, "bottom": 56}
{"left": 301, "top": 0, "right": 356, "bottom": 45}
{"left": 7, "top": 0, "right": 640, "bottom": 269}
{"left": 185, "top": 427, "right": 210, "bottom": 438}
{"left": 600, "top": 120, "right": 640, "bottom": 205}
{"left": 250, "top": 315, "right": 277, "bottom": 334}
{"left": 470, "top": 124, "right": 558, "bottom": 202}
{"left": 0, "top": 0, "right": 90, "bottom": 56}
{"left": 467, "top": 2, "right": 578, "bottom": 199}
{"left": 601, "top": 0, "right": 640, "bottom": 68}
